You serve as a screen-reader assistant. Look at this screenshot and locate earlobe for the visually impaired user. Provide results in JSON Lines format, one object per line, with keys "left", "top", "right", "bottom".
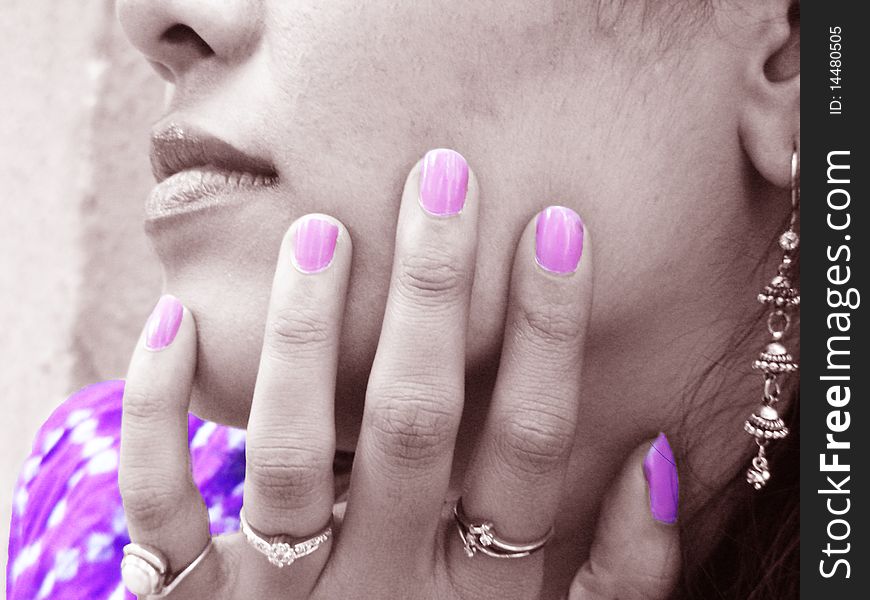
{"left": 738, "top": 0, "right": 800, "bottom": 188}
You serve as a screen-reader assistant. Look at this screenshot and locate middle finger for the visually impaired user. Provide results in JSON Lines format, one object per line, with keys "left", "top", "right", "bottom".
{"left": 342, "top": 149, "right": 478, "bottom": 564}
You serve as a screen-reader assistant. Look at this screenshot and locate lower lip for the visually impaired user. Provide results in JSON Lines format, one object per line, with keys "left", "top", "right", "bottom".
{"left": 145, "top": 168, "right": 277, "bottom": 222}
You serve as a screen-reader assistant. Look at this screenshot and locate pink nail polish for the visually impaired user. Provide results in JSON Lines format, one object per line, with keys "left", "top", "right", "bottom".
{"left": 419, "top": 149, "right": 469, "bottom": 216}
{"left": 144, "top": 295, "right": 184, "bottom": 350}
{"left": 643, "top": 433, "right": 679, "bottom": 524}
{"left": 294, "top": 216, "right": 339, "bottom": 273}
{"left": 535, "top": 206, "right": 584, "bottom": 274}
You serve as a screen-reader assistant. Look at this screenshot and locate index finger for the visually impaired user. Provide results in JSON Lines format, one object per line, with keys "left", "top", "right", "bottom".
{"left": 119, "top": 296, "right": 213, "bottom": 589}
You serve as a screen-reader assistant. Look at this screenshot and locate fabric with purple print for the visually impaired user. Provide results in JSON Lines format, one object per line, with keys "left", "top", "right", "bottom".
{"left": 7, "top": 380, "right": 246, "bottom": 600}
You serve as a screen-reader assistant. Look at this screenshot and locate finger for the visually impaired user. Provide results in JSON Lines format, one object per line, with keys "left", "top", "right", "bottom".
{"left": 119, "top": 295, "right": 211, "bottom": 579}
{"left": 449, "top": 207, "right": 589, "bottom": 585}
{"left": 568, "top": 435, "right": 681, "bottom": 600}
{"left": 160, "top": 535, "right": 239, "bottom": 599}
{"left": 343, "top": 149, "right": 478, "bottom": 560}
{"left": 244, "top": 214, "right": 351, "bottom": 538}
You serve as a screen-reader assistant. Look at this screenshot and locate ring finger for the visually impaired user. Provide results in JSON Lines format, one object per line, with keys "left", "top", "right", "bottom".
{"left": 451, "top": 206, "right": 591, "bottom": 592}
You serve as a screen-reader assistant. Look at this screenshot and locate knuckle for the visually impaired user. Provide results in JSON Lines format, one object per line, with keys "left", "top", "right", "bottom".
{"left": 245, "top": 441, "right": 332, "bottom": 509}
{"left": 265, "top": 308, "right": 333, "bottom": 360}
{"left": 513, "top": 303, "right": 583, "bottom": 348}
{"left": 122, "top": 387, "right": 168, "bottom": 423}
{"left": 120, "top": 476, "right": 191, "bottom": 532}
{"left": 493, "top": 405, "right": 575, "bottom": 477}
{"left": 365, "top": 385, "right": 458, "bottom": 474}
{"left": 393, "top": 252, "right": 468, "bottom": 308}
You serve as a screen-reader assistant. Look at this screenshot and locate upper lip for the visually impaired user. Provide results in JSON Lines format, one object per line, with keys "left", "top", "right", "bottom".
{"left": 150, "top": 123, "right": 277, "bottom": 183}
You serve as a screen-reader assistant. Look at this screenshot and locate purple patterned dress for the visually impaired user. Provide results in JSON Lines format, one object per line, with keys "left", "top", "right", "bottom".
{"left": 7, "top": 380, "right": 247, "bottom": 599}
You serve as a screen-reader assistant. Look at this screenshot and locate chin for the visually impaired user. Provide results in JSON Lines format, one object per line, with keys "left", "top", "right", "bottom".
{"left": 183, "top": 286, "right": 267, "bottom": 428}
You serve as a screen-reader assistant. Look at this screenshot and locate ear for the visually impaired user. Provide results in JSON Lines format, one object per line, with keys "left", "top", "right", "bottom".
{"left": 738, "top": 0, "right": 800, "bottom": 188}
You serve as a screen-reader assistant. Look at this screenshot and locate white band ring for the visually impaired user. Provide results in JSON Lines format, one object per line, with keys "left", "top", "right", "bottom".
{"left": 121, "top": 539, "right": 214, "bottom": 598}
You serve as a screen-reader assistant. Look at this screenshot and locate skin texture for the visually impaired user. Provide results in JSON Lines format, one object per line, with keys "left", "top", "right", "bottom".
{"left": 116, "top": 0, "right": 800, "bottom": 595}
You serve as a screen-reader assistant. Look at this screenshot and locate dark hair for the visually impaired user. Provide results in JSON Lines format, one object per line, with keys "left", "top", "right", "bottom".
{"left": 681, "top": 210, "right": 800, "bottom": 599}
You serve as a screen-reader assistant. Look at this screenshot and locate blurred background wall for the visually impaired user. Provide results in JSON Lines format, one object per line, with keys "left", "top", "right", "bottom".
{"left": 0, "top": 1, "right": 164, "bottom": 585}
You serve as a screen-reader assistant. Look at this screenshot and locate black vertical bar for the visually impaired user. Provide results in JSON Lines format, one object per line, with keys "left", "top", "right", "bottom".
{"left": 802, "top": 1, "right": 868, "bottom": 597}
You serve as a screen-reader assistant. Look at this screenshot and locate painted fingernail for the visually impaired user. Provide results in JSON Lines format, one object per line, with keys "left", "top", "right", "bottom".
{"left": 144, "top": 295, "right": 184, "bottom": 351}
{"left": 294, "top": 216, "right": 339, "bottom": 273}
{"left": 643, "top": 433, "right": 679, "bottom": 524}
{"left": 419, "top": 148, "right": 469, "bottom": 216}
{"left": 535, "top": 206, "right": 584, "bottom": 274}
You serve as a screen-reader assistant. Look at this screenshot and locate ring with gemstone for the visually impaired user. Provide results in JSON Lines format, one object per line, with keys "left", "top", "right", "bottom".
{"left": 239, "top": 507, "right": 333, "bottom": 568}
{"left": 453, "top": 497, "right": 554, "bottom": 559}
{"left": 121, "top": 539, "right": 213, "bottom": 598}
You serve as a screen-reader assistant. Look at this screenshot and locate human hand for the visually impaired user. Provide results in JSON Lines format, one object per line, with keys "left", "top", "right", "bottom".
{"left": 119, "top": 149, "right": 680, "bottom": 599}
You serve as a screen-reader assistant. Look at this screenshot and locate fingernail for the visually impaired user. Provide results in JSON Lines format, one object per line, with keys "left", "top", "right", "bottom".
{"left": 419, "top": 148, "right": 469, "bottom": 216}
{"left": 294, "top": 216, "right": 339, "bottom": 273}
{"left": 144, "top": 295, "right": 184, "bottom": 351}
{"left": 535, "top": 206, "right": 584, "bottom": 274}
{"left": 643, "top": 433, "right": 679, "bottom": 524}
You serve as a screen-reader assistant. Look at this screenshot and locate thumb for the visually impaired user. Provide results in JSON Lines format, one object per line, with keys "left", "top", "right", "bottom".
{"left": 568, "top": 434, "right": 681, "bottom": 600}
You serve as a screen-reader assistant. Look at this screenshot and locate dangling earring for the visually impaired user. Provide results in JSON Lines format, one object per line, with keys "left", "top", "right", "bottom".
{"left": 744, "top": 147, "right": 800, "bottom": 490}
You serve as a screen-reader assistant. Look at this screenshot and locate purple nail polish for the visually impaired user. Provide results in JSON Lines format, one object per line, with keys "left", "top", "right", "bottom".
{"left": 294, "top": 216, "right": 339, "bottom": 273}
{"left": 419, "top": 149, "right": 469, "bottom": 216}
{"left": 643, "top": 433, "right": 679, "bottom": 524}
{"left": 535, "top": 206, "right": 584, "bottom": 274}
{"left": 144, "top": 295, "right": 184, "bottom": 351}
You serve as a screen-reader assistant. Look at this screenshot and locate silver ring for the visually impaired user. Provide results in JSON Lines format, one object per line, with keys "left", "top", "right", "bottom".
{"left": 453, "top": 498, "right": 554, "bottom": 559}
{"left": 239, "top": 506, "right": 333, "bottom": 568}
{"left": 121, "top": 539, "right": 213, "bottom": 598}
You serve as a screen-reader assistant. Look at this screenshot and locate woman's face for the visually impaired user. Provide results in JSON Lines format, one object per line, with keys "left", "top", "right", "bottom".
{"left": 120, "top": 0, "right": 790, "bottom": 554}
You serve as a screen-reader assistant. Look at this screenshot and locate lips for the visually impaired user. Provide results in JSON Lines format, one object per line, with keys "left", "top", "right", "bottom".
{"left": 146, "top": 123, "right": 278, "bottom": 220}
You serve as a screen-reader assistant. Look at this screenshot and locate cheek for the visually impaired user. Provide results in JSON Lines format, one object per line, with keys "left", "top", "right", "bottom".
{"left": 263, "top": 0, "right": 564, "bottom": 176}
{"left": 172, "top": 0, "right": 739, "bottom": 441}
